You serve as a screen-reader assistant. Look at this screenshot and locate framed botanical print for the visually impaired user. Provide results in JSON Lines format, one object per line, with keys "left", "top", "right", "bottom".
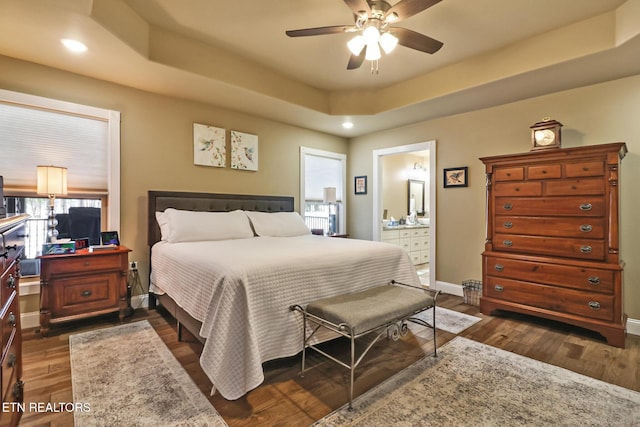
{"left": 193, "top": 123, "right": 226, "bottom": 167}
{"left": 231, "top": 130, "right": 258, "bottom": 171}
{"left": 355, "top": 176, "right": 367, "bottom": 195}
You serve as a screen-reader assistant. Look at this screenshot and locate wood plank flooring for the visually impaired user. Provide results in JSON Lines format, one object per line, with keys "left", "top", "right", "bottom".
{"left": 18, "top": 294, "right": 640, "bottom": 426}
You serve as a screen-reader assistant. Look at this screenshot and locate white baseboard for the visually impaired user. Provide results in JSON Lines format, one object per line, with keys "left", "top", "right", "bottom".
{"left": 20, "top": 294, "right": 149, "bottom": 330}
{"left": 431, "top": 281, "right": 639, "bottom": 337}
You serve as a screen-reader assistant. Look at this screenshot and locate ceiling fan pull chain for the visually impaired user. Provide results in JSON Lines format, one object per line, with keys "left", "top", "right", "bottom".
{"left": 371, "top": 59, "right": 379, "bottom": 75}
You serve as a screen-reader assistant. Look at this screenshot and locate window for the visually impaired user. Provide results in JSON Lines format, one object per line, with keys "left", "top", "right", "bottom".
{"left": 0, "top": 89, "right": 120, "bottom": 276}
{"left": 300, "top": 147, "right": 346, "bottom": 235}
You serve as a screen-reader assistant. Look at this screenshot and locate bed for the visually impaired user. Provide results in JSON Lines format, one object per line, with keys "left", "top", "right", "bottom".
{"left": 147, "top": 190, "right": 421, "bottom": 400}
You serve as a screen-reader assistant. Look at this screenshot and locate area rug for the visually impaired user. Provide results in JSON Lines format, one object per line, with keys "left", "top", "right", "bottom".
{"left": 314, "top": 336, "right": 640, "bottom": 426}
{"left": 412, "top": 306, "right": 482, "bottom": 334}
{"left": 70, "top": 320, "right": 227, "bottom": 427}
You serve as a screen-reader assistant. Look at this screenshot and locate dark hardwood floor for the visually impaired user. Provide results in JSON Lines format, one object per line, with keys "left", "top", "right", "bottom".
{"left": 18, "top": 294, "right": 640, "bottom": 426}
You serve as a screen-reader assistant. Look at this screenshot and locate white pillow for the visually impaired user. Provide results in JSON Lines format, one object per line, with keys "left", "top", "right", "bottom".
{"left": 244, "top": 211, "right": 311, "bottom": 237}
{"left": 156, "top": 209, "right": 254, "bottom": 243}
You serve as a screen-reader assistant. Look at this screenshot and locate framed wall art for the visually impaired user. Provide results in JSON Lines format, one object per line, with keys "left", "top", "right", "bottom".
{"left": 355, "top": 175, "right": 367, "bottom": 195}
{"left": 231, "top": 130, "right": 258, "bottom": 171}
{"left": 443, "top": 166, "right": 468, "bottom": 188}
{"left": 193, "top": 123, "right": 226, "bottom": 167}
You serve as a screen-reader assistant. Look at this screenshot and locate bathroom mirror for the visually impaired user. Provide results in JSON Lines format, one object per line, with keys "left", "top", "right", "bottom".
{"left": 408, "top": 179, "right": 425, "bottom": 216}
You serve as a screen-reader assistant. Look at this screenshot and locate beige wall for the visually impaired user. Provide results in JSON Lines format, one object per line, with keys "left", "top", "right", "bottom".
{"left": 347, "top": 74, "right": 640, "bottom": 319}
{"left": 0, "top": 55, "right": 347, "bottom": 313}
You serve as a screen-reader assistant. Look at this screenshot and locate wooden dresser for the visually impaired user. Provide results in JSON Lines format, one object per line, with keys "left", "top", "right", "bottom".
{"left": 0, "top": 214, "right": 28, "bottom": 426}
{"left": 480, "top": 143, "right": 627, "bottom": 347}
{"left": 39, "top": 246, "right": 131, "bottom": 336}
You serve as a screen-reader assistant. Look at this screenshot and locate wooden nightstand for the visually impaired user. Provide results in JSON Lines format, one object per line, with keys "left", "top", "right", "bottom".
{"left": 38, "top": 246, "right": 131, "bottom": 336}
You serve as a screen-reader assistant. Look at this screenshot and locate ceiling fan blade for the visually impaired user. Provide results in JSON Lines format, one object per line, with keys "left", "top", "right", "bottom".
{"left": 394, "top": 27, "right": 443, "bottom": 54}
{"left": 347, "top": 47, "right": 366, "bottom": 70}
{"left": 343, "top": 0, "right": 371, "bottom": 15}
{"left": 286, "top": 25, "right": 355, "bottom": 37}
{"left": 384, "top": 0, "right": 441, "bottom": 22}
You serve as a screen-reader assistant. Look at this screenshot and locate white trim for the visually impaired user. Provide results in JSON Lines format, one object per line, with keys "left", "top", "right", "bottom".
{"left": 300, "top": 146, "right": 347, "bottom": 234}
{"left": 373, "top": 140, "right": 436, "bottom": 290}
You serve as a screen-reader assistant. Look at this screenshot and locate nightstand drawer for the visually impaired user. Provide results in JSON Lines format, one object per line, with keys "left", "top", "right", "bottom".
{"left": 52, "top": 272, "right": 120, "bottom": 316}
{"left": 47, "top": 253, "right": 123, "bottom": 275}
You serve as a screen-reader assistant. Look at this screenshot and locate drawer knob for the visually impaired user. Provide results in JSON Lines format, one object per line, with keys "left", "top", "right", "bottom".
{"left": 588, "top": 276, "right": 601, "bottom": 285}
{"left": 580, "top": 246, "right": 592, "bottom": 254}
{"left": 494, "top": 264, "right": 504, "bottom": 272}
{"left": 503, "top": 222, "right": 513, "bottom": 229}
{"left": 580, "top": 224, "right": 593, "bottom": 233}
{"left": 7, "top": 274, "right": 16, "bottom": 289}
{"left": 84, "top": 261, "right": 90, "bottom": 266}
{"left": 8, "top": 312, "right": 16, "bottom": 327}
{"left": 588, "top": 301, "right": 601, "bottom": 310}
{"left": 503, "top": 240, "right": 513, "bottom": 247}
{"left": 7, "top": 353, "right": 16, "bottom": 368}
{"left": 579, "top": 203, "right": 593, "bottom": 211}
{"left": 503, "top": 203, "right": 513, "bottom": 211}
{"left": 494, "top": 285, "right": 504, "bottom": 293}
{"left": 81, "top": 290, "right": 93, "bottom": 297}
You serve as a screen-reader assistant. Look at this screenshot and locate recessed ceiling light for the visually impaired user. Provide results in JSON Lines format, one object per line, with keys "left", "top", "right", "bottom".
{"left": 342, "top": 121, "right": 354, "bottom": 129}
{"left": 61, "top": 38, "right": 88, "bottom": 53}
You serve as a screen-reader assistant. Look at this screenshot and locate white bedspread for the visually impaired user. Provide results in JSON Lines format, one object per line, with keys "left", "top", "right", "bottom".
{"left": 150, "top": 235, "right": 419, "bottom": 400}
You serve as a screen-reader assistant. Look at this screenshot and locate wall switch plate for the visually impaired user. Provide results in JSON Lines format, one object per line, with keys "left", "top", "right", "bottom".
{"left": 130, "top": 261, "right": 138, "bottom": 270}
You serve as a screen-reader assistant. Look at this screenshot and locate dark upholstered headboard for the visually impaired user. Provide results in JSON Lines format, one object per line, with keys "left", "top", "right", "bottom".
{"left": 147, "top": 191, "right": 295, "bottom": 246}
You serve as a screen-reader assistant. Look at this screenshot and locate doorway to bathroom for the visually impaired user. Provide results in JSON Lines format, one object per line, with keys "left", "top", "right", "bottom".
{"left": 373, "top": 141, "right": 436, "bottom": 288}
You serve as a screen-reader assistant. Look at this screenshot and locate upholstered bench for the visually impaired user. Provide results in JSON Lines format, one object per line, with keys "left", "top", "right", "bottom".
{"left": 290, "top": 280, "right": 440, "bottom": 410}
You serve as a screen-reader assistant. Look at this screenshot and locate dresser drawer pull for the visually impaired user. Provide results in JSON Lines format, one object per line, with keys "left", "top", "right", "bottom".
{"left": 7, "top": 274, "right": 16, "bottom": 289}
{"left": 503, "top": 222, "right": 513, "bottom": 229}
{"left": 588, "top": 301, "right": 601, "bottom": 310}
{"left": 494, "top": 285, "right": 504, "bottom": 293}
{"left": 81, "top": 290, "right": 93, "bottom": 297}
{"left": 587, "top": 276, "right": 601, "bottom": 285}
{"left": 579, "top": 203, "right": 593, "bottom": 211}
{"left": 1, "top": 251, "right": 7, "bottom": 259}
{"left": 580, "top": 224, "right": 593, "bottom": 233}
{"left": 8, "top": 312, "right": 16, "bottom": 327}
{"left": 502, "top": 240, "right": 513, "bottom": 247}
{"left": 7, "top": 353, "right": 16, "bottom": 368}
{"left": 494, "top": 264, "right": 504, "bottom": 272}
{"left": 580, "top": 246, "right": 592, "bottom": 254}
{"left": 503, "top": 203, "right": 512, "bottom": 211}
{"left": 6, "top": 244, "right": 18, "bottom": 251}
{"left": 12, "top": 381, "right": 23, "bottom": 399}
{"left": 84, "top": 261, "right": 90, "bottom": 266}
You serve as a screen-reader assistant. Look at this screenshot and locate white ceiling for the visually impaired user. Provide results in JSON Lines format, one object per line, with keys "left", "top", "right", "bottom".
{"left": 1, "top": 0, "right": 639, "bottom": 137}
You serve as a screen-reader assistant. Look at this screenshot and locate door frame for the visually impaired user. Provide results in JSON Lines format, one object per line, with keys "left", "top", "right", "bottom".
{"left": 373, "top": 140, "right": 436, "bottom": 287}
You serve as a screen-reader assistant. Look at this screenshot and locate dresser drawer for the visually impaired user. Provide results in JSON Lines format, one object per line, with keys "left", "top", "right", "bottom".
{"left": 51, "top": 272, "right": 120, "bottom": 317}
{"left": 565, "top": 160, "right": 604, "bottom": 177}
{"left": 1, "top": 332, "right": 19, "bottom": 401}
{"left": 47, "top": 253, "right": 123, "bottom": 275}
{"left": 0, "top": 222, "right": 25, "bottom": 270}
{"left": 528, "top": 164, "right": 561, "bottom": 179}
{"left": 493, "top": 181, "right": 542, "bottom": 197}
{"left": 495, "top": 196, "right": 605, "bottom": 217}
{"left": 493, "top": 167, "right": 524, "bottom": 181}
{"left": 493, "top": 233, "right": 605, "bottom": 260}
{"left": 545, "top": 178, "right": 605, "bottom": 196}
{"left": 1, "top": 291, "right": 19, "bottom": 357}
{"left": 494, "top": 216, "right": 605, "bottom": 239}
{"left": 0, "top": 262, "right": 19, "bottom": 312}
{"left": 485, "top": 256, "right": 615, "bottom": 294}
{"left": 485, "top": 276, "right": 615, "bottom": 321}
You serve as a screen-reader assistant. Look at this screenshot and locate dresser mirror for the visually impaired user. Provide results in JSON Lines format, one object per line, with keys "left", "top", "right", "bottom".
{"left": 408, "top": 179, "right": 425, "bottom": 215}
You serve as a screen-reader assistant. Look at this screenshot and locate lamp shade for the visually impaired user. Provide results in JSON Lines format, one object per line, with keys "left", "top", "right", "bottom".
{"left": 37, "top": 166, "right": 68, "bottom": 196}
{"left": 323, "top": 187, "right": 337, "bottom": 204}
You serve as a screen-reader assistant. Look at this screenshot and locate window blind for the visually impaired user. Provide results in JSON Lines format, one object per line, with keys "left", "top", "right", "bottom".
{"left": 0, "top": 102, "right": 108, "bottom": 192}
{"left": 304, "top": 153, "right": 343, "bottom": 202}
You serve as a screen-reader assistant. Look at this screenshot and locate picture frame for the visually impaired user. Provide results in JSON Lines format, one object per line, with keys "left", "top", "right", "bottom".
{"left": 230, "top": 130, "right": 258, "bottom": 171}
{"left": 443, "top": 166, "right": 468, "bottom": 188}
{"left": 193, "top": 123, "right": 226, "bottom": 168}
{"left": 100, "top": 231, "right": 120, "bottom": 246}
{"left": 355, "top": 175, "right": 367, "bottom": 195}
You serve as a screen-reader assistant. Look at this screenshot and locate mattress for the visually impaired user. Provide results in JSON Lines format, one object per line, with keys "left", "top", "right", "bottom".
{"left": 150, "top": 234, "right": 419, "bottom": 400}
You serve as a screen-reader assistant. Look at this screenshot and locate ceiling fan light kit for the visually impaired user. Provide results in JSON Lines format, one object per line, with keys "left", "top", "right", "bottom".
{"left": 286, "top": 0, "right": 443, "bottom": 72}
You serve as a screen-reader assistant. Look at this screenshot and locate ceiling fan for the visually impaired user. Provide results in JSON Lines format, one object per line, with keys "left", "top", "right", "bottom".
{"left": 285, "top": 0, "right": 443, "bottom": 71}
